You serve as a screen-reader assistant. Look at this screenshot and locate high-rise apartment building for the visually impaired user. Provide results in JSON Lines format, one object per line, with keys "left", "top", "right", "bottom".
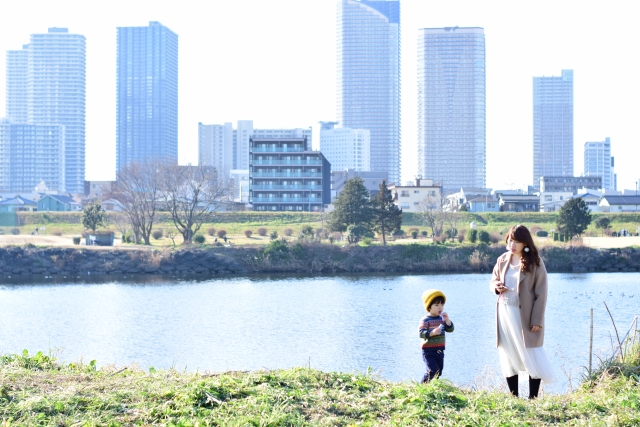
{"left": 417, "top": 26, "right": 486, "bottom": 190}
{"left": 337, "top": 0, "right": 400, "bottom": 184}
{"left": 533, "top": 69, "right": 574, "bottom": 187}
{"left": 319, "top": 121, "right": 370, "bottom": 172}
{"left": 5, "top": 28, "right": 86, "bottom": 193}
{"left": 116, "top": 22, "right": 178, "bottom": 173}
{"left": 0, "top": 120, "right": 65, "bottom": 193}
{"left": 198, "top": 120, "right": 312, "bottom": 172}
{"left": 584, "top": 137, "right": 614, "bottom": 190}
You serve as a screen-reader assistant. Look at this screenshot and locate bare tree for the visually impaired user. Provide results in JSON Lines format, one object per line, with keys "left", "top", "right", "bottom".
{"left": 160, "top": 164, "right": 233, "bottom": 244}
{"left": 416, "top": 191, "right": 449, "bottom": 239}
{"left": 108, "top": 212, "right": 131, "bottom": 240}
{"left": 108, "top": 161, "right": 163, "bottom": 245}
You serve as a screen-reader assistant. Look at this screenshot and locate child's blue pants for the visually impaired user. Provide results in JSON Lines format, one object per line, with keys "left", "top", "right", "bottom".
{"left": 421, "top": 349, "right": 444, "bottom": 383}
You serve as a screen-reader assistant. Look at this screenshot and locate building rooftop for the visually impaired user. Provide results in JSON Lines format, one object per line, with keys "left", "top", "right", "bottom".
{"left": 601, "top": 195, "right": 640, "bottom": 204}
{"left": 0, "top": 196, "right": 36, "bottom": 206}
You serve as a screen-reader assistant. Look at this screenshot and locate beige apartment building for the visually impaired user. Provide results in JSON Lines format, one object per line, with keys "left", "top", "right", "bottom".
{"left": 388, "top": 177, "right": 442, "bottom": 212}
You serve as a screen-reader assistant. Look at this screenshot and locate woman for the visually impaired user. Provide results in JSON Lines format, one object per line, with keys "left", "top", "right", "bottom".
{"left": 490, "top": 224, "right": 555, "bottom": 398}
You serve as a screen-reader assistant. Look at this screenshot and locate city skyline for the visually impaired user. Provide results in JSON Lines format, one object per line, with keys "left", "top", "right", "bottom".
{"left": 0, "top": 1, "right": 639, "bottom": 191}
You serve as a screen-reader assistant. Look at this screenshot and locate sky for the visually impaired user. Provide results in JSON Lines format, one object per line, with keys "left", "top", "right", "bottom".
{"left": 1, "top": 0, "right": 639, "bottom": 191}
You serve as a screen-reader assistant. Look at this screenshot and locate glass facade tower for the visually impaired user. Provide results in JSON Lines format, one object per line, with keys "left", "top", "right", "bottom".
{"left": 5, "top": 28, "right": 86, "bottom": 193}
{"left": 337, "top": 0, "right": 400, "bottom": 184}
{"left": 116, "top": 22, "right": 178, "bottom": 172}
{"left": 584, "top": 137, "right": 612, "bottom": 190}
{"left": 533, "top": 70, "right": 574, "bottom": 187}
{"left": 417, "top": 27, "right": 486, "bottom": 190}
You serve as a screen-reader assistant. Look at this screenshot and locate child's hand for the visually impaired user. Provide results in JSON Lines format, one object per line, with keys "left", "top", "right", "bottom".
{"left": 442, "top": 312, "right": 451, "bottom": 324}
{"left": 429, "top": 328, "right": 442, "bottom": 337}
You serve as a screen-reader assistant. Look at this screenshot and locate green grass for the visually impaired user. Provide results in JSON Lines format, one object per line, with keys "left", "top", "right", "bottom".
{"left": 0, "top": 347, "right": 638, "bottom": 426}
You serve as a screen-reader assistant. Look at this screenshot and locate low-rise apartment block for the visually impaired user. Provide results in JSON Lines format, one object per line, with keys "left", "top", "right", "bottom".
{"left": 249, "top": 137, "right": 330, "bottom": 212}
{"left": 389, "top": 177, "right": 442, "bottom": 212}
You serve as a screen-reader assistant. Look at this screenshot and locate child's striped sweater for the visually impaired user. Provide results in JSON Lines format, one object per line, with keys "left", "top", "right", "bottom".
{"left": 419, "top": 315, "right": 454, "bottom": 350}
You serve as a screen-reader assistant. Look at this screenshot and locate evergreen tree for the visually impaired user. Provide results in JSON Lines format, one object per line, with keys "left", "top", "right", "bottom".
{"left": 82, "top": 203, "right": 107, "bottom": 232}
{"left": 594, "top": 216, "right": 611, "bottom": 236}
{"left": 556, "top": 198, "right": 592, "bottom": 239}
{"left": 328, "top": 177, "right": 374, "bottom": 244}
{"left": 372, "top": 180, "right": 402, "bottom": 245}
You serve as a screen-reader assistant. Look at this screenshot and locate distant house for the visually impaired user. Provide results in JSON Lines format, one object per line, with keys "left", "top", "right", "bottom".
{"left": 599, "top": 195, "right": 640, "bottom": 212}
{"left": 575, "top": 193, "right": 602, "bottom": 212}
{"left": 389, "top": 178, "right": 442, "bottom": 212}
{"left": 466, "top": 195, "right": 499, "bottom": 212}
{"left": 0, "top": 196, "right": 37, "bottom": 212}
{"left": 37, "top": 194, "right": 82, "bottom": 212}
{"left": 539, "top": 191, "right": 573, "bottom": 212}
{"left": 499, "top": 194, "right": 540, "bottom": 212}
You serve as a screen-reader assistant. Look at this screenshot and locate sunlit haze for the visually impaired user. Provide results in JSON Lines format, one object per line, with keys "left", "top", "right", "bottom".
{"left": 1, "top": 0, "right": 638, "bottom": 190}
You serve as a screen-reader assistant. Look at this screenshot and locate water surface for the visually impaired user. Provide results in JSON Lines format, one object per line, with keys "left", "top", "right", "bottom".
{"left": 1, "top": 272, "right": 638, "bottom": 394}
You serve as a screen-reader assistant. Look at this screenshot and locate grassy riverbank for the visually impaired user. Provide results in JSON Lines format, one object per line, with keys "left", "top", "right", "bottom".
{"left": 0, "top": 350, "right": 638, "bottom": 426}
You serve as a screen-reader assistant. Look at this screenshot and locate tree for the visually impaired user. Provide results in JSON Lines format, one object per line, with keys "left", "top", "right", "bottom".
{"left": 372, "top": 181, "right": 402, "bottom": 245}
{"left": 108, "top": 160, "right": 163, "bottom": 245}
{"left": 82, "top": 203, "right": 107, "bottom": 232}
{"left": 328, "top": 177, "right": 374, "bottom": 244}
{"left": 556, "top": 198, "right": 593, "bottom": 239}
{"left": 160, "top": 164, "right": 233, "bottom": 244}
{"left": 416, "top": 190, "right": 448, "bottom": 239}
{"left": 595, "top": 216, "right": 611, "bottom": 236}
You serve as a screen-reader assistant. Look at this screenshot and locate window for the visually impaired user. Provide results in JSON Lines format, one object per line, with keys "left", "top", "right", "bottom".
{"left": 414, "top": 190, "right": 420, "bottom": 194}
{"left": 400, "top": 191, "right": 409, "bottom": 197}
{"left": 544, "top": 195, "right": 552, "bottom": 202}
{"left": 401, "top": 202, "right": 410, "bottom": 209}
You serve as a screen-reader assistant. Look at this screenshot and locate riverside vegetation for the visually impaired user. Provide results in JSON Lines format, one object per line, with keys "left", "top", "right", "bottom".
{"left": 2, "top": 241, "right": 640, "bottom": 276}
{"left": 0, "top": 339, "right": 638, "bottom": 426}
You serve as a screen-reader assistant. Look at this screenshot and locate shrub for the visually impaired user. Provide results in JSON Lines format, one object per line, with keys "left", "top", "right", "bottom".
{"left": 489, "top": 232, "right": 502, "bottom": 244}
{"left": 445, "top": 228, "right": 458, "bottom": 239}
{"left": 193, "top": 234, "right": 206, "bottom": 244}
{"left": 411, "top": 230, "right": 418, "bottom": 239}
{"left": 553, "top": 232, "right": 559, "bottom": 241}
{"left": 457, "top": 230, "right": 466, "bottom": 243}
{"left": 421, "top": 230, "right": 428, "bottom": 237}
{"left": 217, "top": 229, "right": 226, "bottom": 238}
{"left": 363, "top": 231, "right": 375, "bottom": 238}
{"left": 257, "top": 227, "right": 268, "bottom": 236}
{"left": 52, "top": 230, "right": 63, "bottom": 236}
{"left": 531, "top": 226, "right": 542, "bottom": 234}
{"left": 536, "top": 230, "right": 549, "bottom": 237}
{"left": 468, "top": 229, "right": 478, "bottom": 243}
{"left": 214, "top": 241, "right": 223, "bottom": 247}
{"left": 270, "top": 231, "right": 278, "bottom": 240}
{"left": 207, "top": 228, "right": 216, "bottom": 236}
{"left": 478, "top": 230, "right": 490, "bottom": 244}
{"left": 434, "top": 234, "right": 447, "bottom": 244}
{"left": 152, "top": 229, "right": 163, "bottom": 240}
{"left": 362, "top": 237, "right": 372, "bottom": 245}
{"left": 331, "top": 232, "right": 342, "bottom": 241}
{"left": 499, "top": 228, "right": 508, "bottom": 235}
{"left": 11, "top": 228, "right": 20, "bottom": 235}
{"left": 408, "top": 227, "right": 419, "bottom": 234}
{"left": 329, "top": 235, "right": 335, "bottom": 244}
{"left": 284, "top": 228, "right": 293, "bottom": 236}
{"left": 244, "top": 229, "right": 253, "bottom": 238}
{"left": 392, "top": 229, "right": 405, "bottom": 237}
{"left": 72, "top": 237, "right": 81, "bottom": 245}
{"left": 126, "top": 234, "right": 134, "bottom": 243}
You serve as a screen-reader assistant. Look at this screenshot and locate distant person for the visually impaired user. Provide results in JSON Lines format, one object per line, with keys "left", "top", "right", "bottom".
{"left": 418, "top": 289, "right": 454, "bottom": 382}
{"left": 490, "top": 224, "right": 555, "bottom": 399}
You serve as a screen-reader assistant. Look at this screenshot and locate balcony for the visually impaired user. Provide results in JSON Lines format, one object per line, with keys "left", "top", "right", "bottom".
{"left": 252, "top": 159, "right": 322, "bottom": 165}
{"left": 252, "top": 146, "right": 304, "bottom": 153}
{"left": 252, "top": 197, "right": 323, "bottom": 203}
{"left": 251, "top": 184, "right": 321, "bottom": 190}
{"left": 251, "top": 172, "right": 323, "bottom": 177}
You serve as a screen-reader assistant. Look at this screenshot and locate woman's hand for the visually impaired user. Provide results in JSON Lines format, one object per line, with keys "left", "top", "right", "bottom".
{"left": 530, "top": 325, "right": 542, "bottom": 332}
{"left": 494, "top": 282, "right": 507, "bottom": 293}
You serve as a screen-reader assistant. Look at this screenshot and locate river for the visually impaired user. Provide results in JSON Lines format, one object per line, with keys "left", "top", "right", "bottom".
{"left": 1, "top": 272, "right": 638, "bottom": 394}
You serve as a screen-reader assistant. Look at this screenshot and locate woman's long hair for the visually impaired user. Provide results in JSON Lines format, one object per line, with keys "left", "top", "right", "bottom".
{"left": 506, "top": 224, "right": 540, "bottom": 273}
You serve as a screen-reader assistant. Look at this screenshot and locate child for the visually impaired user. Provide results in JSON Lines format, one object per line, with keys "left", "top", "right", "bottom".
{"left": 419, "top": 289, "right": 454, "bottom": 382}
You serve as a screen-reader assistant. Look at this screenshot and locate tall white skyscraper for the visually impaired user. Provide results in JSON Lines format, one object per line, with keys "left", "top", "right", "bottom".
{"left": 584, "top": 137, "right": 613, "bottom": 190}
{"left": 337, "top": 0, "right": 400, "bottom": 184}
{"left": 198, "top": 121, "right": 312, "bottom": 172}
{"left": 5, "top": 28, "right": 86, "bottom": 193}
{"left": 533, "top": 70, "right": 574, "bottom": 187}
{"left": 417, "top": 26, "right": 486, "bottom": 190}
{"left": 319, "top": 122, "right": 370, "bottom": 172}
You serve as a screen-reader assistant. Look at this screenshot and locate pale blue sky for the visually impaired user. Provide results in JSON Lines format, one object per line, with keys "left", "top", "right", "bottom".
{"left": 1, "top": 0, "right": 638, "bottom": 191}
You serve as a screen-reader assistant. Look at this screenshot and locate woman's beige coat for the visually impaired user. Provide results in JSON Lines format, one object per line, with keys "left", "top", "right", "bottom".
{"left": 490, "top": 252, "right": 548, "bottom": 348}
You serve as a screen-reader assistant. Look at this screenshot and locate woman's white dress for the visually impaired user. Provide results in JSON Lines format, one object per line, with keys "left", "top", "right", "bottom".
{"left": 497, "top": 263, "right": 556, "bottom": 383}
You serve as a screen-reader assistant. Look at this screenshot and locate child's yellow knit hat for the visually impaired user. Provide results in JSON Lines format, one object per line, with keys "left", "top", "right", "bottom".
{"left": 422, "top": 289, "right": 446, "bottom": 311}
